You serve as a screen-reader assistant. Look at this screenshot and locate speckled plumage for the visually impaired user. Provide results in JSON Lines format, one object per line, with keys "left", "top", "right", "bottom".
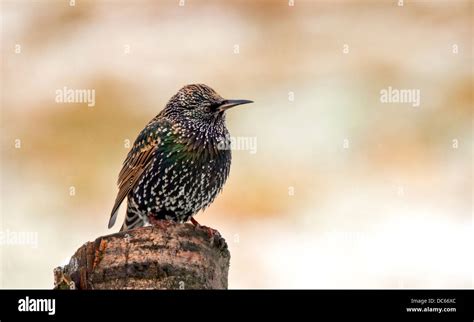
{"left": 108, "top": 84, "right": 252, "bottom": 231}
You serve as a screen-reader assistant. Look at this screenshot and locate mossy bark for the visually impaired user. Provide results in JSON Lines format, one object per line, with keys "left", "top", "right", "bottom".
{"left": 53, "top": 223, "right": 230, "bottom": 289}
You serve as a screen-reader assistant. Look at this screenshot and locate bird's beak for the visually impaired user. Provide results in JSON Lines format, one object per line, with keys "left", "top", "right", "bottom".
{"left": 218, "top": 99, "right": 253, "bottom": 112}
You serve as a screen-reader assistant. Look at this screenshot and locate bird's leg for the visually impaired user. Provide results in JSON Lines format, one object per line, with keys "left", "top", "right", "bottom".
{"left": 190, "top": 217, "right": 200, "bottom": 227}
{"left": 190, "top": 217, "right": 220, "bottom": 238}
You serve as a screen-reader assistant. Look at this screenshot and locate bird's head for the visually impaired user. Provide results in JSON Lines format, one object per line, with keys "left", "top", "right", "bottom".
{"left": 164, "top": 84, "right": 253, "bottom": 127}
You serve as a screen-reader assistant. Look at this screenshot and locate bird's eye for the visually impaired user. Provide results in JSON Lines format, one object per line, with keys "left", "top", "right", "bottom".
{"left": 206, "top": 102, "right": 221, "bottom": 113}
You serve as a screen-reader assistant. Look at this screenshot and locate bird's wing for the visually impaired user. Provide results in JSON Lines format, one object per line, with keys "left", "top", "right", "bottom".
{"left": 108, "top": 119, "right": 165, "bottom": 228}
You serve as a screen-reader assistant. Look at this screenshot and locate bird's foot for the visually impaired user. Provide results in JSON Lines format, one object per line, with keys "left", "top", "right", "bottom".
{"left": 190, "top": 217, "right": 221, "bottom": 239}
{"left": 147, "top": 214, "right": 173, "bottom": 229}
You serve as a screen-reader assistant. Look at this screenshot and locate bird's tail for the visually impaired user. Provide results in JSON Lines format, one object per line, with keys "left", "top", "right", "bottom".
{"left": 120, "top": 204, "right": 148, "bottom": 232}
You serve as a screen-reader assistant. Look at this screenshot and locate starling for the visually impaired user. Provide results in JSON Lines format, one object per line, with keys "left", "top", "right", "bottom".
{"left": 108, "top": 84, "right": 253, "bottom": 232}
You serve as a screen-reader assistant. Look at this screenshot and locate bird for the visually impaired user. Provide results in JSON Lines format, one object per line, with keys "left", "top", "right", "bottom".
{"left": 108, "top": 84, "right": 253, "bottom": 232}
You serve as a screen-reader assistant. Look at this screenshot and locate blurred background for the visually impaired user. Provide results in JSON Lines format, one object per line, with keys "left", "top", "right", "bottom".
{"left": 0, "top": 0, "right": 472, "bottom": 288}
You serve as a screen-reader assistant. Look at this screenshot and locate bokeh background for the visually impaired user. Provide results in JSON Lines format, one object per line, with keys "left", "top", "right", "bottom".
{"left": 1, "top": 0, "right": 472, "bottom": 288}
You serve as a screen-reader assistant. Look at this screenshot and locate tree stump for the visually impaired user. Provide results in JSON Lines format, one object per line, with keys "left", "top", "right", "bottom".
{"left": 53, "top": 223, "right": 230, "bottom": 289}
